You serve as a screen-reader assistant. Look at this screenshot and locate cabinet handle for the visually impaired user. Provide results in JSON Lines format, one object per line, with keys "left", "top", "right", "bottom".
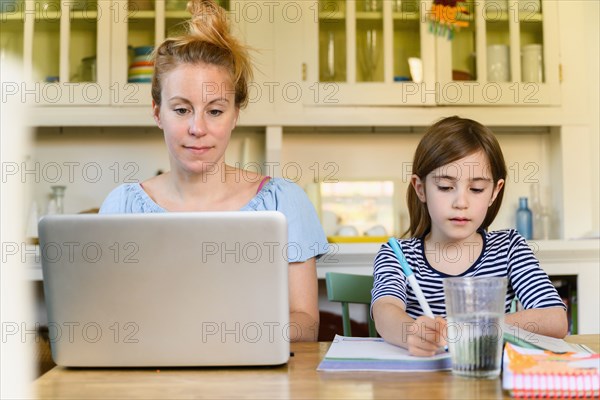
{"left": 302, "top": 63, "right": 307, "bottom": 81}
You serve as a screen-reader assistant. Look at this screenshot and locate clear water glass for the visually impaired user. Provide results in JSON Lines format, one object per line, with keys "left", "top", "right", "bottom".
{"left": 51, "top": 185, "right": 66, "bottom": 214}
{"left": 444, "top": 277, "right": 507, "bottom": 379}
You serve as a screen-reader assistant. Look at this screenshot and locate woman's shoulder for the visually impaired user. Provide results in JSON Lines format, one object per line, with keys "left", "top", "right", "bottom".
{"left": 244, "top": 178, "right": 309, "bottom": 210}
{"left": 265, "top": 177, "right": 303, "bottom": 192}
{"left": 99, "top": 183, "right": 164, "bottom": 213}
{"left": 102, "top": 183, "right": 141, "bottom": 203}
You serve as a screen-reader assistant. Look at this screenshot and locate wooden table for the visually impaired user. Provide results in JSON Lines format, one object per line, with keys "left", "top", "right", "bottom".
{"left": 34, "top": 335, "right": 600, "bottom": 399}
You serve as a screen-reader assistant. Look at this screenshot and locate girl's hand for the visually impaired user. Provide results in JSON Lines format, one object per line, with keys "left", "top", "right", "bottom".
{"left": 406, "top": 316, "right": 447, "bottom": 357}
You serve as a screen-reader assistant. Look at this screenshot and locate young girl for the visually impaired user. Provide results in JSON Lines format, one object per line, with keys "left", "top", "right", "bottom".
{"left": 99, "top": 0, "right": 327, "bottom": 341}
{"left": 371, "top": 116, "right": 568, "bottom": 356}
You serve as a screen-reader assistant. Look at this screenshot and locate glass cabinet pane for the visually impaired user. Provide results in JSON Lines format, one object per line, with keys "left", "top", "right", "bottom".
{"left": 70, "top": 1, "right": 98, "bottom": 83}
{"left": 318, "top": 0, "right": 346, "bottom": 82}
{"left": 165, "top": 0, "right": 229, "bottom": 36}
{"left": 356, "top": 0, "right": 383, "bottom": 82}
{"left": 485, "top": 0, "right": 510, "bottom": 82}
{"left": 165, "top": 1, "right": 188, "bottom": 38}
{"left": 0, "top": 0, "right": 24, "bottom": 62}
{"left": 450, "top": 0, "right": 476, "bottom": 81}
{"left": 125, "top": 0, "right": 231, "bottom": 84}
{"left": 393, "top": 0, "right": 420, "bottom": 81}
{"left": 519, "top": 0, "right": 544, "bottom": 83}
{"left": 32, "top": 1, "right": 60, "bottom": 82}
{"left": 127, "top": 0, "right": 155, "bottom": 84}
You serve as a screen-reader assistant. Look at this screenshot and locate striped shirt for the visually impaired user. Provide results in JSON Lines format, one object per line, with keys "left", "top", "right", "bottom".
{"left": 371, "top": 229, "right": 566, "bottom": 319}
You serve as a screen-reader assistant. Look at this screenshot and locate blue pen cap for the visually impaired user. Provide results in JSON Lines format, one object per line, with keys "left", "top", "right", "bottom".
{"left": 387, "top": 237, "right": 413, "bottom": 277}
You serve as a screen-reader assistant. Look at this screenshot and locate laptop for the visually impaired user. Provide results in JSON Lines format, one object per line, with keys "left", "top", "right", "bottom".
{"left": 38, "top": 212, "right": 290, "bottom": 367}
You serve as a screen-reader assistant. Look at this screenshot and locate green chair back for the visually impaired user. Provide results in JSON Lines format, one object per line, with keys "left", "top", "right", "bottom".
{"left": 325, "top": 272, "right": 377, "bottom": 337}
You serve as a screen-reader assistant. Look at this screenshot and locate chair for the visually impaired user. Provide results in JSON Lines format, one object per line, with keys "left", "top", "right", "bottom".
{"left": 325, "top": 272, "right": 377, "bottom": 337}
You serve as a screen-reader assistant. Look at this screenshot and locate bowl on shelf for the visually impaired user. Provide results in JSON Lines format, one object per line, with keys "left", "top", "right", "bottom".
{"left": 0, "top": 0, "right": 17, "bottom": 13}
{"left": 128, "top": 46, "right": 154, "bottom": 83}
{"left": 134, "top": 46, "right": 154, "bottom": 57}
{"left": 452, "top": 70, "right": 473, "bottom": 81}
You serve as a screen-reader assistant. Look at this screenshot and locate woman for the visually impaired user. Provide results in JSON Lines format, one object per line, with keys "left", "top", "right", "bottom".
{"left": 100, "top": 0, "right": 327, "bottom": 341}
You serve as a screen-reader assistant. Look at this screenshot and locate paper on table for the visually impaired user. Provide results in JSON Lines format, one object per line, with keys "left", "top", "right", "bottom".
{"left": 317, "top": 335, "right": 451, "bottom": 372}
{"left": 501, "top": 321, "right": 592, "bottom": 354}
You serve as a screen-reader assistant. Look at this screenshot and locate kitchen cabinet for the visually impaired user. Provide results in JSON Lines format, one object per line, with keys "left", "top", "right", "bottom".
{"left": 1, "top": 0, "right": 111, "bottom": 105}
{"left": 300, "top": 0, "right": 436, "bottom": 106}
{"left": 299, "top": 0, "right": 560, "bottom": 106}
{"left": 435, "top": 0, "right": 560, "bottom": 105}
{"left": 2, "top": 0, "right": 561, "bottom": 110}
{"left": 0, "top": 0, "right": 233, "bottom": 106}
{"left": 110, "top": 0, "right": 210, "bottom": 105}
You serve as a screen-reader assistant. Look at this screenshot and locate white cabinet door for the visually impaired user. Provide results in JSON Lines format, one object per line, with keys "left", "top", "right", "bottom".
{"left": 110, "top": 0, "right": 168, "bottom": 106}
{"left": 10, "top": 0, "right": 112, "bottom": 106}
{"left": 109, "top": 0, "right": 246, "bottom": 107}
{"left": 295, "top": 0, "right": 560, "bottom": 107}
{"left": 434, "top": 0, "right": 560, "bottom": 105}
{"left": 300, "top": 0, "right": 436, "bottom": 106}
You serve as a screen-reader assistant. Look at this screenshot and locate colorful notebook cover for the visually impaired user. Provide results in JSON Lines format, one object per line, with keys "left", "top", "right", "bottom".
{"left": 502, "top": 343, "right": 600, "bottom": 398}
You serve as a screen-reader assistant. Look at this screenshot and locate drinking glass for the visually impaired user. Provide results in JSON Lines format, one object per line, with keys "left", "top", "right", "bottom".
{"left": 324, "top": 31, "right": 336, "bottom": 81}
{"left": 444, "top": 277, "right": 507, "bottom": 379}
{"left": 359, "top": 29, "right": 380, "bottom": 82}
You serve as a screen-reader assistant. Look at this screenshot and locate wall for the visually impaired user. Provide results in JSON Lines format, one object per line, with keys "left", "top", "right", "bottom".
{"left": 25, "top": 1, "right": 599, "bottom": 236}
{"left": 585, "top": 0, "right": 599, "bottom": 235}
{"left": 281, "top": 128, "right": 554, "bottom": 236}
{"left": 30, "top": 127, "right": 265, "bottom": 215}
{"left": 32, "top": 126, "right": 556, "bottom": 238}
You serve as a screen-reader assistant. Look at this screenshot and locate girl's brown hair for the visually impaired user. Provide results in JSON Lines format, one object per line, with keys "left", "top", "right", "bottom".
{"left": 151, "top": 0, "right": 253, "bottom": 108}
{"left": 406, "top": 116, "right": 507, "bottom": 238}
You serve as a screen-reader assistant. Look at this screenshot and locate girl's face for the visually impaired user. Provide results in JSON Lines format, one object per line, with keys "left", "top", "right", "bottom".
{"left": 411, "top": 151, "right": 504, "bottom": 244}
{"left": 153, "top": 63, "right": 239, "bottom": 175}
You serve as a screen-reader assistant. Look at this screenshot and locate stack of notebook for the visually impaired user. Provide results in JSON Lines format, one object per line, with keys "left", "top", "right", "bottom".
{"left": 502, "top": 343, "right": 599, "bottom": 398}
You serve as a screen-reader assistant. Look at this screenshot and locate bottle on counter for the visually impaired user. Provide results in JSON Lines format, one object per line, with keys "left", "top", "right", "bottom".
{"left": 50, "top": 185, "right": 66, "bottom": 214}
{"left": 530, "top": 183, "right": 544, "bottom": 240}
{"left": 516, "top": 197, "right": 533, "bottom": 240}
{"left": 530, "top": 183, "right": 553, "bottom": 240}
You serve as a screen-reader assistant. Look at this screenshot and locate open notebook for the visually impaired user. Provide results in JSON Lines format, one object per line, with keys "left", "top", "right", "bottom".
{"left": 317, "top": 335, "right": 451, "bottom": 372}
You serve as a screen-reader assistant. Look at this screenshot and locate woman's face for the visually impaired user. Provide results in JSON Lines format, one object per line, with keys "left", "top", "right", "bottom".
{"left": 153, "top": 63, "right": 239, "bottom": 175}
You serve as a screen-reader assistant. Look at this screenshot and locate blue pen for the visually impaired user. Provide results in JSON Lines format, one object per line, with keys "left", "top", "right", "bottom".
{"left": 388, "top": 238, "right": 448, "bottom": 352}
{"left": 388, "top": 238, "right": 434, "bottom": 318}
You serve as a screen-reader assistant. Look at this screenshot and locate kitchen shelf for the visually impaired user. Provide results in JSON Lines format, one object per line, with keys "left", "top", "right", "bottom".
{"left": 482, "top": 10, "right": 543, "bottom": 22}
{"left": 319, "top": 10, "right": 345, "bottom": 20}
{"left": 392, "top": 12, "right": 419, "bottom": 21}
{"left": 129, "top": 11, "right": 156, "bottom": 19}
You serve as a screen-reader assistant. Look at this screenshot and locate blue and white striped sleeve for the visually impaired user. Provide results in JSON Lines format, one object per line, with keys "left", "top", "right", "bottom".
{"left": 506, "top": 231, "right": 566, "bottom": 310}
{"left": 371, "top": 243, "right": 408, "bottom": 310}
